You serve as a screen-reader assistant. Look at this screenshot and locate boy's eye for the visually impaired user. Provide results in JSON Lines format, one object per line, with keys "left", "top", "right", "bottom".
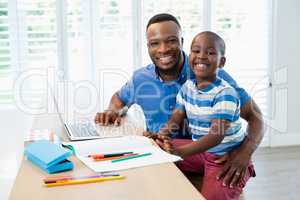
{"left": 191, "top": 49, "right": 200, "bottom": 53}
{"left": 207, "top": 51, "right": 216, "bottom": 55}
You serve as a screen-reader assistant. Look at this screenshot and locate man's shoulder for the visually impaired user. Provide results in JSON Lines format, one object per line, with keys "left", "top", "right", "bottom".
{"left": 217, "top": 79, "right": 239, "bottom": 97}
{"left": 132, "top": 64, "right": 155, "bottom": 77}
{"left": 129, "top": 64, "right": 157, "bottom": 86}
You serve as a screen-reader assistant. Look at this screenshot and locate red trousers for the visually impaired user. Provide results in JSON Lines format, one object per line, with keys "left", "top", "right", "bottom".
{"left": 172, "top": 139, "right": 256, "bottom": 200}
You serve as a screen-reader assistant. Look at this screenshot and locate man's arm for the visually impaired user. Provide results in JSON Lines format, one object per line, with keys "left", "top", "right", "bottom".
{"left": 95, "top": 73, "right": 135, "bottom": 126}
{"left": 94, "top": 93, "right": 126, "bottom": 126}
{"left": 240, "top": 98, "right": 264, "bottom": 156}
{"left": 216, "top": 98, "right": 264, "bottom": 187}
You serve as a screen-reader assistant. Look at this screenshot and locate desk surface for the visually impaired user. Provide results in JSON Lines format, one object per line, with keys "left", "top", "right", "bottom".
{"left": 9, "top": 113, "right": 205, "bottom": 200}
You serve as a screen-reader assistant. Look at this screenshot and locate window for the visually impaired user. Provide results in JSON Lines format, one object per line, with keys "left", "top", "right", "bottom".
{"left": 17, "top": 0, "right": 57, "bottom": 108}
{"left": 141, "top": 0, "right": 204, "bottom": 65}
{"left": 1, "top": 0, "right": 271, "bottom": 125}
{"left": 0, "top": 0, "right": 12, "bottom": 104}
{"left": 211, "top": 0, "right": 270, "bottom": 116}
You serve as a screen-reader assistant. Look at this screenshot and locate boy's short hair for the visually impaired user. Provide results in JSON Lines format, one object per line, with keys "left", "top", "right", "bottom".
{"left": 146, "top": 13, "right": 181, "bottom": 30}
{"left": 197, "top": 31, "right": 226, "bottom": 55}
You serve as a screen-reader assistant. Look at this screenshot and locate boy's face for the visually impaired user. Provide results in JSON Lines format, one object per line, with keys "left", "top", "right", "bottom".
{"left": 189, "top": 34, "right": 225, "bottom": 81}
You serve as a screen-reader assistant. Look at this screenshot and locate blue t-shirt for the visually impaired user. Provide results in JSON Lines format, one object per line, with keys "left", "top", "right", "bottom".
{"left": 176, "top": 78, "right": 245, "bottom": 155}
{"left": 117, "top": 51, "right": 250, "bottom": 133}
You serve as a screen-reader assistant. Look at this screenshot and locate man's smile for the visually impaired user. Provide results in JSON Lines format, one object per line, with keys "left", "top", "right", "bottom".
{"left": 158, "top": 55, "right": 173, "bottom": 64}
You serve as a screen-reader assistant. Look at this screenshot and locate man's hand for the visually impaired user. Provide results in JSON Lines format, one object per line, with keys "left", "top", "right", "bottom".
{"left": 94, "top": 110, "right": 122, "bottom": 126}
{"left": 215, "top": 147, "right": 251, "bottom": 188}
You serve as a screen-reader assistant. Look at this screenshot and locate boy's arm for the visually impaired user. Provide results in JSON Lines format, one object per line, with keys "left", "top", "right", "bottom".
{"left": 157, "top": 119, "right": 229, "bottom": 157}
{"left": 174, "top": 119, "right": 228, "bottom": 157}
{"left": 143, "top": 108, "right": 186, "bottom": 140}
{"left": 159, "top": 109, "right": 186, "bottom": 136}
{"left": 216, "top": 99, "right": 264, "bottom": 187}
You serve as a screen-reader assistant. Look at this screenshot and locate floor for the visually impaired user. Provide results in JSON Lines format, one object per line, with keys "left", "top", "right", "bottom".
{"left": 185, "top": 146, "right": 300, "bottom": 200}
{"left": 244, "top": 146, "right": 300, "bottom": 200}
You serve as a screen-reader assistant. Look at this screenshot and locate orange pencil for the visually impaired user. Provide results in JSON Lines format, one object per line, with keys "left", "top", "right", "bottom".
{"left": 93, "top": 153, "right": 138, "bottom": 161}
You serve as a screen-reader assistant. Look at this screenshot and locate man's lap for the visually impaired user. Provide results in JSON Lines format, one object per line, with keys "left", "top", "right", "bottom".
{"left": 171, "top": 139, "right": 255, "bottom": 200}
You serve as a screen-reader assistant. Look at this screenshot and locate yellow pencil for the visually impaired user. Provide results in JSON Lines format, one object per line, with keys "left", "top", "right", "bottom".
{"left": 44, "top": 175, "right": 125, "bottom": 187}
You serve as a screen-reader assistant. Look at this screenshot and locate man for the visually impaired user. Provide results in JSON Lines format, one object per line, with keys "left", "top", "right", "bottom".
{"left": 94, "top": 13, "right": 264, "bottom": 188}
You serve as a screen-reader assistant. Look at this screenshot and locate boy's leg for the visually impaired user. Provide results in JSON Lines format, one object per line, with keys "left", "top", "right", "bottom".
{"left": 201, "top": 153, "right": 255, "bottom": 200}
{"left": 171, "top": 139, "right": 205, "bottom": 174}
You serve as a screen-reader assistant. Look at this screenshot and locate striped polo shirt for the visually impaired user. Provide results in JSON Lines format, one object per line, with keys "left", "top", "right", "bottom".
{"left": 175, "top": 78, "right": 246, "bottom": 155}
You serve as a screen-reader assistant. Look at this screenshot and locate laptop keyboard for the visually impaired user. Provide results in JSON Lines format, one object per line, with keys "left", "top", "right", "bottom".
{"left": 68, "top": 121, "right": 98, "bottom": 137}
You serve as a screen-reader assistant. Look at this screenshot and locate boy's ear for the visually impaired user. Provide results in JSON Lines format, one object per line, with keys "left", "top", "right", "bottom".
{"left": 219, "top": 57, "right": 226, "bottom": 68}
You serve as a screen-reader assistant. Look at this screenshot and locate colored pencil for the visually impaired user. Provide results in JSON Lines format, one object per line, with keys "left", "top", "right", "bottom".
{"left": 43, "top": 173, "right": 120, "bottom": 184}
{"left": 111, "top": 153, "right": 152, "bottom": 163}
{"left": 93, "top": 153, "right": 138, "bottom": 162}
{"left": 88, "top": 151, "right": 134, "bottom": 159}
{"left": 44, "top": 175, "right": 125, "bottom": 187}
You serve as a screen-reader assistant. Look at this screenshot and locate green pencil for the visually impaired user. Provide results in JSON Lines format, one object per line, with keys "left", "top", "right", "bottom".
{"left": 111, "top": 153, "right": 152, "bottom": 163}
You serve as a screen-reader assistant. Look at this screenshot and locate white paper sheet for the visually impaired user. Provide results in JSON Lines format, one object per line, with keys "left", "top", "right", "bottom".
{"left": 63, "top": 136, "right": 181, "bottom": 172}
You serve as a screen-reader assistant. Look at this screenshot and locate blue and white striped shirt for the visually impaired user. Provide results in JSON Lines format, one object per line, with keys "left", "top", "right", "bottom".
{"left": 176, "top": 78, "right": 245, "bottom": 155}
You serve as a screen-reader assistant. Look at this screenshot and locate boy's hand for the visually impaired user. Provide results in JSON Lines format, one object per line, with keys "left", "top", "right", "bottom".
{"left": 142, "top": 131, "right": 159, "bottom": 140}
{"left": 154, "top": 135, "right": 175, "bottom": 154}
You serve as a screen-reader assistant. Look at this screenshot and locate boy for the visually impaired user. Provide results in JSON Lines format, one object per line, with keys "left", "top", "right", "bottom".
{"left": 155, "top": 31, "right": 255, "bottom": 200}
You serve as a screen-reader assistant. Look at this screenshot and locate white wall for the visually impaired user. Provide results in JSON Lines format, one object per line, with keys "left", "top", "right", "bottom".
{"left": 270, "top": 0, "right": 300, "bottom": 146}
{"left": 0, "top": 108, "right": 33, "bottom": 199}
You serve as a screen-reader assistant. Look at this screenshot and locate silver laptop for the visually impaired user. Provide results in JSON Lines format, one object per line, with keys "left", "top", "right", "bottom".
{"left": 50, "top": 89, "right": 102, "bottom": 141}
{"left": 63, "top": 118, "right": 101, "bottom": 141}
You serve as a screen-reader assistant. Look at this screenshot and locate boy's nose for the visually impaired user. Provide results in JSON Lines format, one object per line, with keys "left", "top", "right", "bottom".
{"left": 197, "top": 51, "right": 208, "bottom": 59}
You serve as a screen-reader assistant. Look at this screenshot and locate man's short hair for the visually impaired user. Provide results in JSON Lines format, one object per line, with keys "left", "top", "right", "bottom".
{"left": 146, "top": 13, "right": 181, "bottom": 30}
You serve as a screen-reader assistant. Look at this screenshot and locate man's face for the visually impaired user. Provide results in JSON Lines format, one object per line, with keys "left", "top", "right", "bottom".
{"left": 189, "top": 34, "right": 225, "bottom": 80}
{"left": 146, "top": 21, "right": 183, "bottom": 72}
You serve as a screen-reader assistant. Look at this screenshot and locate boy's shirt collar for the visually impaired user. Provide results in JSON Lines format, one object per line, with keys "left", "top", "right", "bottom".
{"left": 192, "top": 77, "right": 222, "bottom": 93}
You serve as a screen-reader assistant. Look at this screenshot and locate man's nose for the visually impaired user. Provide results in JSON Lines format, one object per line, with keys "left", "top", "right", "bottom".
{"left": 157, "top": 42, "right": 169, "bottom": 53}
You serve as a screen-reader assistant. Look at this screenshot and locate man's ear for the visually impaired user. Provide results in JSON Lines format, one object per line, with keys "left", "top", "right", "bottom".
{"left": 181, "top": 37, "right": 184, "bottom": 48}
{"left": 219, "top": 56, "right": 226, "bottom": 68}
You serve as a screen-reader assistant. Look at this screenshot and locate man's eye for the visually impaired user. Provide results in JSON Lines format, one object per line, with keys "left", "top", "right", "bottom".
{"left": 168, "top": 39, "right": 177, "bottom": 43}
{"left": 150, "top": 42, "right": 159, "bottom": 48}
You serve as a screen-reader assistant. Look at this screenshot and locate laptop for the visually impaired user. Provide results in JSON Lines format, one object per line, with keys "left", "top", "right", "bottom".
{"left": 51, "top": 89, "right": 130, "bottom": 141}
{"left": 49, "top": 88, "right": 103, "bottom": 141}
{"left": 63, "top": 117, "right": 101, "bottom": 141}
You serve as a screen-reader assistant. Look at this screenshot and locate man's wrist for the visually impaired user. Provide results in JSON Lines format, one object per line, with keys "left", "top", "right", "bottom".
{"left": 240, "top": 136, "right": 259, "bottom": 157}
{"left": 105, "top": 107, "right": 128, "bottom": 117}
